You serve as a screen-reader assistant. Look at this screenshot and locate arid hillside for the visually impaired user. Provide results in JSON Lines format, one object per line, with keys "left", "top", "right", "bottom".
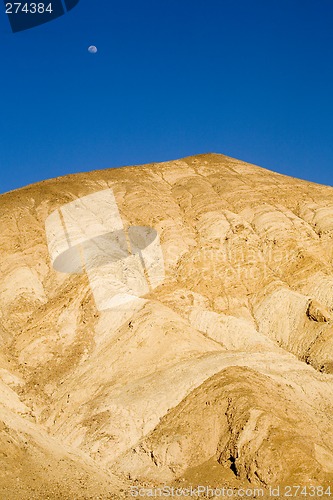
{"left": 1, "top": 153, "right": 333, "bottom": 498}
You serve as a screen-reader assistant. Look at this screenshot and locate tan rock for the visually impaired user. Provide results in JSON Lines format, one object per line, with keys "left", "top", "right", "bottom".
{"left": 1, "top": 153, "right": 333, "bottom": 497}
{"left": 307, "top": 299, "right": 331, "bottom": 323}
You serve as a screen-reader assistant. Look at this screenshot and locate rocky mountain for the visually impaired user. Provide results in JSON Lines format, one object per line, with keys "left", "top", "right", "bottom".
{"left": 1, "top": 153, "right": 333, "bottom": 498}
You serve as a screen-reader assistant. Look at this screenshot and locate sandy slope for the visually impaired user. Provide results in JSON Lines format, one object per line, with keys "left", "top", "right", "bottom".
{"left": 1, "top": 153, "right": 333, "bottom": 497}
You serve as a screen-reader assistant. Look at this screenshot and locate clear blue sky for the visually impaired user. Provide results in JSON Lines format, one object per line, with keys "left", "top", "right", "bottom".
{"left": 0, "top": 0, "right": 332, "bottom": 194}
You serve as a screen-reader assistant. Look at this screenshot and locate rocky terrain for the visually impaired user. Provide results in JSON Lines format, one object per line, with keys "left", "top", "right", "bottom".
{"left": 1, "top": 153, "right": 333, "bottom": 498}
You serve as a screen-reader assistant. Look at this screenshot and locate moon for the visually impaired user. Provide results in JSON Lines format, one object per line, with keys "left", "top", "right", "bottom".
{"left": 88, "top": 45, "right": 98, "bottom": 54}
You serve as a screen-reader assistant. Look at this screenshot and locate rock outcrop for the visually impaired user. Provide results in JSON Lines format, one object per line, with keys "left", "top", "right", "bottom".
{"left": 1, "top": 153, "right": 333, "bottom": 497}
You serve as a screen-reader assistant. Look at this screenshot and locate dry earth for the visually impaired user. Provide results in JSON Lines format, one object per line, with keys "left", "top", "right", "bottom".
{"left": 1, "top": 153, "right": 333, "bottom": 498}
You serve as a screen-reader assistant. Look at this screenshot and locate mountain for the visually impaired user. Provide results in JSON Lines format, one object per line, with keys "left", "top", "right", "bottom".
{"left": 1, "top": 153, "right": 333, "bottom": 498}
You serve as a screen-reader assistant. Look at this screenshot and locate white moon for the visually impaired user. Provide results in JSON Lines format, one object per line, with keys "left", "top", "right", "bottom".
{"left": 88, "top": 45, "right": 98, "bottom": 54}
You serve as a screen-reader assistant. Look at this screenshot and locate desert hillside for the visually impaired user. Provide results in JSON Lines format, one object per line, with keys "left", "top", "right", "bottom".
{"left": 1, "top": 153, "right": 333, "bottom": 498}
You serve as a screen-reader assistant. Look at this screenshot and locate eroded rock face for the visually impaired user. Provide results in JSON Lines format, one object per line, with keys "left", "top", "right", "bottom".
{"left": 307, "top": 299, "right": 331, "bottom": 323}
{"left": 115, "top": 367, "right": 332, "bottom": 486}
{"left": 1, "top": 153, "right": 333, "bottom": 496}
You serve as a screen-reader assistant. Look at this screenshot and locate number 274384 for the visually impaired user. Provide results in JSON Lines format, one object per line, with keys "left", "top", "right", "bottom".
{"left": 5, "top": 3, "right": 53, "bottom": 14}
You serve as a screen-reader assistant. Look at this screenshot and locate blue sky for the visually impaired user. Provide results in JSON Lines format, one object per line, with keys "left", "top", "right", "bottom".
{"left": 0, "top": 0, "right": 332, "bottom": 194}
